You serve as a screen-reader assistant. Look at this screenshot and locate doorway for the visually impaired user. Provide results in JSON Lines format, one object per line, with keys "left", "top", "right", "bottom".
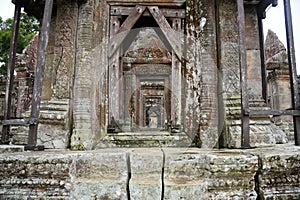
{"left": 108, "top": 5, "right": 184, "bottom": 132}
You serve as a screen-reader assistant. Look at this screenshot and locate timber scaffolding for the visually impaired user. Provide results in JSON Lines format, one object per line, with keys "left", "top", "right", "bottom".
{"left": 0, "top": 0, "right": 299, "bottom": 149}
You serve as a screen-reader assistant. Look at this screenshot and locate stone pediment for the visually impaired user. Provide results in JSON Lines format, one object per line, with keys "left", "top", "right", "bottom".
{"left": 123, "top": 28, "right": 171, "bottom": 63}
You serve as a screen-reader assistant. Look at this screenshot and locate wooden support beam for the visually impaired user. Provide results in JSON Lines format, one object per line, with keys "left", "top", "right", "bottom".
{"left": 237, "top": 0, "right": 250, "bottom": 148}
{"left": 258, "top": 16, "right": 267, "bottom": 103}
{"left": 110, "top": 6, "right": 185, "bottom": 18}
{"left": 244, "top": 109, "right": 300, "bottom": 116}
{"left": 148, "top": 6, "right": 182, "bottom": 60}
{"left": 283, "top": 0, "right": 300, "bottom": 146}
{"left": 257, "top": 0, "right": 278, "bottom": 19}
{"left": 109, "top": 5, "right": 146, "bottom": 58}
{"left": 1, "top": 4, "right": 21, "bottom": 144}
{"left": 1, "top": 118, "right": 38, "bottom": 126}
{"left": 27, "top": 0, "right": 53, "bottom": 148}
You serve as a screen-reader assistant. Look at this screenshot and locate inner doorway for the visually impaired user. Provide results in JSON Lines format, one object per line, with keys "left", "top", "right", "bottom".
{"left": 108, "top": 5, "right": 184, "bottom": 132}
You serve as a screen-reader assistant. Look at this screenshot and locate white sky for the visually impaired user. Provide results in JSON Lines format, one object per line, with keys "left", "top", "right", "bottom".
{"left": 0, "top": 0, "right": 299, "bottom": 73}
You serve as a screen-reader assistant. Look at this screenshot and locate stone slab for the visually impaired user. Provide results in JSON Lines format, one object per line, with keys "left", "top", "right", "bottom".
{"left": 0, "top": 145, "right": 299, "bottom": 199}
{"left": 129, "top": 148, "right": 163, "bottom": 200}
{"left": 0, "top": 145, "right": 24, "bottom": 154}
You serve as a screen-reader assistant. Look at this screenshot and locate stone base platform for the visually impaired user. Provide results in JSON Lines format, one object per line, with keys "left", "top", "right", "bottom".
{"left": 0, "top": 145, "right": 299, "bottom": 199}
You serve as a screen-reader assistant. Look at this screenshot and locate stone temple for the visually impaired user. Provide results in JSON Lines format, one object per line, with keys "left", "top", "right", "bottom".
{"left": 0, "top": 0, "right": 300, "bottom": 199}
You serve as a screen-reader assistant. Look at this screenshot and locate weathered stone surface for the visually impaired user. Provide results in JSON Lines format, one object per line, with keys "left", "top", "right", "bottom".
{"left": 250, "top": 145, "right": 300, "bottom": 199}
{"left": 265, "top": 29, "right": 288, "bottom": 69}
{"left": 70, "top": 149, "right": 128, "bottom": 200}
{"left": 183, "top": 0, "right": 218, "bottom": 148}
{"left": 0, "top": 146, "right": 300, "bottom": 199}
{"left": 129, "top": 148, "right": 163, "bottom": 199}
{"left": 0, "top": 149, "right": 128, "bottom": 199}
{"left": 96, "top": 131, "right": 193, "bottom": 148}
{"left": 163, "top": 148, "right": 258, "bottom": 199}
{"left": 0, "top": 0, "right": 297, "bottom": 155}
{"left": 0, "top": 145, "right": 24, "bottom": 154}
{"left": 266, "top": 29, "right": 293, "bottom": 142}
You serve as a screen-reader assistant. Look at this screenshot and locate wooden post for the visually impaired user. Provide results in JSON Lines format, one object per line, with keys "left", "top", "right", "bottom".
{"left": 1, "top": 4, "right": 21, "bottom": 144}
{"left": 283, "top": 0, "right": 300, "bottom": 145}
{"left": 258, "top": 16, "right": 268, "bottom": 103}
{"left": 27, "top": 0, "right": 53, "bottom": 148}
{"left": 237, "top": 0, "right": 250, "bottom": 148}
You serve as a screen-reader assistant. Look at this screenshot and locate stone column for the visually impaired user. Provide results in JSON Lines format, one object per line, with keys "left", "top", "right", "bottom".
{"left": 35, "top": 0, "right": 79, "bottom": 149}
{"left": 218, "top": 3, "right": 287, "bottom": 148}
{"left": 217, "top": 0, "right": 241, "bottom": 148}
{"left": 71, "top": 0, "right": 94, "bottom": 150}
{"left": 123, "top": 67, "right": 134, "bottom": 132}
{"left": 185, "top": 0, "right": 218, "bottom": 148}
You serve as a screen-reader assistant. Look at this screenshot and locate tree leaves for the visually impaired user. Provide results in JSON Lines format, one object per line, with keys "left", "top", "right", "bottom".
{"left": 0, "top": 13, "right": 39, "bottom": 75}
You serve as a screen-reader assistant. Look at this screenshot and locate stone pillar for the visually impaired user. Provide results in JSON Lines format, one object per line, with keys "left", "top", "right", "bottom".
{"left": 185, "top": 0, "right": 218, "bottom": 148}
{"left": 217, "top": 0, "right": 241, "bottom": 148}
{"left": 37, "top": 0, "right": 79, "bottom": 149}
{"left": 71, "top": 0, "right": 94, "bottom": 150}
{"left": 218, "top": 2, "right": 287, "bottom": 148}
{"left": 123, "top": 68, "right": 134, "bottom": 132}
{"left": 71, "top": 0, "right": 110, "bottom": 149}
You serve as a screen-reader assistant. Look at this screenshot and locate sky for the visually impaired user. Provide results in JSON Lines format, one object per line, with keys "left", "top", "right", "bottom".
{"left": 0, "top": 0, "right": 299, "bottom": 72}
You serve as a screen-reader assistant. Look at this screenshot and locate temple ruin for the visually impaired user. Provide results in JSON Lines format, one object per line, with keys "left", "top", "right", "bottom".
{"left": 0, "top": 0, "right": 299, "bottom": 149}
{"left": 0, "top": 0, "right": 299, "bottom": 199}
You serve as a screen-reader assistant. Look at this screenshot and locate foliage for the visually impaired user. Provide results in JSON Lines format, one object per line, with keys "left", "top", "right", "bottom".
{"left": 0, "top": 13, "right": 39, "bottom": 75}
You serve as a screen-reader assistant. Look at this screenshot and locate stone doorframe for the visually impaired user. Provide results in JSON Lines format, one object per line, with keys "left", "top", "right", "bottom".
{"left": 107, "top": 4, "right": 185, "bottom": 132}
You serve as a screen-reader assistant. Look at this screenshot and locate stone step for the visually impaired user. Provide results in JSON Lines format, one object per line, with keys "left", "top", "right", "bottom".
{"left": 96, "top": 131, "right": 194, "bottom": 148}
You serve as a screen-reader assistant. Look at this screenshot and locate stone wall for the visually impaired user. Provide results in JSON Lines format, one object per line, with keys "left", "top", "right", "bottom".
{"left": 0, "top": 146, "right": 299, "bottom": 199}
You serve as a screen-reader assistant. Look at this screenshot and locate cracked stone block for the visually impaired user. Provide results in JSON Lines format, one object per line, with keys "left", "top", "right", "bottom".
{"left": 70, "top": 149, "right": 128, "bottom": 199}
{"left": 129, "top": 149, "right": 163, "bottom": 200}
{"left": 163, "top": 149, "right": 209, "bottom": 199}
{"left": 256, "top": 147, "right": 300, "bottom": 199}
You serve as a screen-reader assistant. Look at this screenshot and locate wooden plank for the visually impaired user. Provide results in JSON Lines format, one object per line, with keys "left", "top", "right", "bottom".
{"left": 110, "top": 6, "right": 185, "bottom": 18}
{"left": 171, "top": 18, "right": 182, "bottom": 126}
{"left": 109, "top": 5, "right": 146, "bottom": 57}
{"left": 244, "top": 109, "right": 300, "bottom": 116}
{"left": 106, "top": 0, "right": 185, "bottom": 7}
{"left": 108, "top": 16, "right": 121, "bottom": 124}
{"left": 1, "top": 118, "right": 38, "bottom": 126}
{"left": 283, "top": 0, "right": 300, "bottom": 145}
{"left": 237, "top": 0, "right": 250, "bottom": 148}
{"left": 1, "top": 4, "right": 21, "bottom": 144}
{"left": 27, "top": 0, "right": 53, "bottom": 147}
{"left": 148, "top": 6, "right": 182, "bottom": 60}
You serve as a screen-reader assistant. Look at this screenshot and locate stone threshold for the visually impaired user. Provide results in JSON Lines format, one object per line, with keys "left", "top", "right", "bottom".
{"left": 96, "top": 131, "right": 194, "bottom": 148}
